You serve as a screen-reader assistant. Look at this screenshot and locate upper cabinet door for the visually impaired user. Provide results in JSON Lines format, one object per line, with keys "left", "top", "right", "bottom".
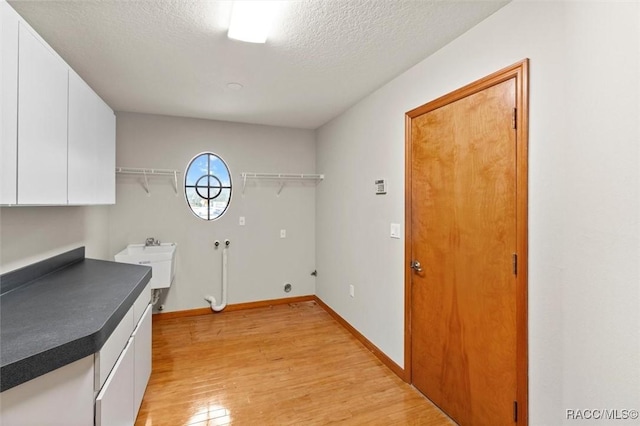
{"left": 17, "top": 24, "right": 68, "bottom": 205}
{"left": 1, "top": 1, "right": 19, "bottom": 205}
{"left": 68, "top": 72, "right": 96, "bottom": 204}
{"left": 95, "top": 90, "right": 116, "bottom": 205}
{"left": 68, "top": 71, "right": 116, "bottom": 205}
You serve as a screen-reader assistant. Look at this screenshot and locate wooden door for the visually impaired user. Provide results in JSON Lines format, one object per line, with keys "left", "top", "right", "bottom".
{"left": 405, "top": 61, "right": 528, "bottom": 426}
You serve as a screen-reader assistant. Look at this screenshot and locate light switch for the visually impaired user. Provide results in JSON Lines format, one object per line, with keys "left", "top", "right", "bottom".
{"left": 280, "top": 229, "right": 286, "bottom": 238}
{"left": 390, "top": 223, "right": 401, "bottom": 239}
{"left": 239, "top": 216, "right": 245, "bottom": 226}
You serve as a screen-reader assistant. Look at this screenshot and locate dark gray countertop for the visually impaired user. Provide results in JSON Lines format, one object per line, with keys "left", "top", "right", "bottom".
{"left": 0, "top": 248, "right": 151, "bottom": 392}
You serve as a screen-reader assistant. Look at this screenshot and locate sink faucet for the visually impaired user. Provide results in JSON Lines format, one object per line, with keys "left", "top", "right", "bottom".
{"left": 145, "top": 237, "right": 160, "bottom": 246}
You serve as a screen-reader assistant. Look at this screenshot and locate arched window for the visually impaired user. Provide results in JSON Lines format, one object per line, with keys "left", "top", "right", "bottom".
{"left": 184, "top": 152, "right": 232, "bottom": 220}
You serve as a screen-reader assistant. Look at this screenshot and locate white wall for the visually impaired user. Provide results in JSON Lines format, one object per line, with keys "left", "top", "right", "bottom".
{"left": 0, "top": 206, "right": 110, "bottom": 273}
{"left": 316, "top": 1, "right": 640, "bottom": 425}
{"left": 110, "top": 112, "right": 316, "bottom": 312}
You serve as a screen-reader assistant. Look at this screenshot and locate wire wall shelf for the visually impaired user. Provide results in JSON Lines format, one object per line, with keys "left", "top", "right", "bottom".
{"left": 240, "top": 172, "right": 324, "bottom": 195}
{"left": 116, "top": 167, "right": 182, "bottom": 195}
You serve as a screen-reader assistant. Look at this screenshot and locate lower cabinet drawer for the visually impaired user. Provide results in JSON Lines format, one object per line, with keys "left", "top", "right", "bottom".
{"left": 95, "top": 338, "right": 134, "bottom": 426}
{"left": 95, "top": 308, "right": 134, "bottom": 391}
{"left": 132, "top": 283, "right": 150, "bottom": 326}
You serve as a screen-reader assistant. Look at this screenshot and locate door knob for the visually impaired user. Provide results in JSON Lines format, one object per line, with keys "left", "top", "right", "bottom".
{"left": 410, "top": 260, "right": 423, "bottom": 272}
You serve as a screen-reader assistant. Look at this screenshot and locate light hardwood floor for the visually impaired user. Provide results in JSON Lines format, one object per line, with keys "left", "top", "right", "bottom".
{"left": 135, "top": 301, "right": 454, "bottom": 425}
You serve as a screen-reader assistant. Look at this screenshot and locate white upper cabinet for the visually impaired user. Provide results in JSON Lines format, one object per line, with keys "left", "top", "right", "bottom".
{"left": 0, "top": 0, "right": 115, "bottom": 206}
{"left": 0, "top": 1, "right": 19, "bottom": 205}
{"left": 95, "top": 98, "right": 116, "bottom": 204}
{"left": 68, "top": 72, "right": 96, "bottom": 205}
{"left": 68, "top": 71, "right": 116, "bottom": 205}
{"left": 17, "top": 24, "right": 69, "bottom": 205}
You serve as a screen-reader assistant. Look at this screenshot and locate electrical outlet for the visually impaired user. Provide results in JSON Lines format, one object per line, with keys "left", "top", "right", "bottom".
{"left": 349, "top": 285, "right": 355, "bottom": 298}
{"left": 280, "top": 229, "right": 286, "bottom": 238}
{"left": 239, "top": 216, "right": 245, "bottom": 226}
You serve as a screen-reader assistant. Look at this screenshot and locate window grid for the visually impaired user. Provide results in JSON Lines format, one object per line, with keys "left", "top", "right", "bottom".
{"left": 184, "top": 153, "right": 232, "bottom": 221}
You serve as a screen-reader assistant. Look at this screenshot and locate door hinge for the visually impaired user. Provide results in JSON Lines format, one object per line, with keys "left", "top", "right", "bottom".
{"left": 512, "top": 253, "right": 518, "bottom": 275}
{"left": 513, "top": 400, "right": 518, "bottom": 422}
{"left": 512, "top": 108, "right": 517, "bottom": 129}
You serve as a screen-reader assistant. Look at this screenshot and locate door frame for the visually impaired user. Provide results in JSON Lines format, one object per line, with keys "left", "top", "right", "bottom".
{"left": 404, "top": 59, "right": 529, "bottom": 424}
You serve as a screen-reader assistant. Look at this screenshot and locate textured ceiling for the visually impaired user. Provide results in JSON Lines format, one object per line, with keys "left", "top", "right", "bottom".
{"left": 9, "top": 0, "right": 508, "bottom": 129}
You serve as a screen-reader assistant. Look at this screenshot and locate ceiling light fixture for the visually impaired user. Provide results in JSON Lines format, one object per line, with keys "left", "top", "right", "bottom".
{"left": 226, "top": 82, "right": 244, "bottom": 91}
{"left": 227, "top": 1, "right": 279, "bottom": 44}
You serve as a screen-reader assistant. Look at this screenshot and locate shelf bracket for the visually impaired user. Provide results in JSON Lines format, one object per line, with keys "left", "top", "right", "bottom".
{"left": 277, "top": 181, "right": 286, "bottom": 196}
{"left": 242, "top": 173, "right": 247, "bottom": 196}
{"left": 142, "top": 170, "right": 150, "bottom": 196}
{"left": 172, "top": 171, "right": 178, "bottom": 195}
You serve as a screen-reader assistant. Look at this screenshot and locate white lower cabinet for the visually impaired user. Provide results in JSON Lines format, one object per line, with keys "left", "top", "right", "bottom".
{"left": 133, "top": 305, "right": 153, "bottom": 414}
{"left": 95, "top": 309, "right": 134, "bottom": 391}
{"left": 95, "top": 286, "right": 151, "bottom": 426}
{"left": 96, "top": 338, "right": 135, "bottom": 426}
{"left": 0, "top": 287, "right": 152, "bottom": 426}
{"left": 0, "top": 356, "right": 95, "bottom": 426}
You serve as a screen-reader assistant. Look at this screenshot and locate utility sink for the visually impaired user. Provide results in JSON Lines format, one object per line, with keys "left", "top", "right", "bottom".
{"left": 114, "top": 243, "right": 176, "bottom": 289}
